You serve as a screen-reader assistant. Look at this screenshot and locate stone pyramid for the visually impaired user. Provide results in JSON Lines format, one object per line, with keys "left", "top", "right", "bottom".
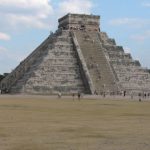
{"left": 1, "top": 13, "right": 150, "bottom": 95}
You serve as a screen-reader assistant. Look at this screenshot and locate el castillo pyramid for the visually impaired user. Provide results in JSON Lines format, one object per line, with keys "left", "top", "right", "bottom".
{"left": 1, "top": 13, "right": 150, "bottom": 95}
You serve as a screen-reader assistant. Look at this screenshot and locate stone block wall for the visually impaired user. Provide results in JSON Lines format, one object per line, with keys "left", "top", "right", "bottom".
{"left": 99, "top": 32, "right": 150, "bottom": 94}
{"left": 0, "top": 30, "right": 86, "bottom": 94}
{"left": 1, "top": 13, "right": 150, "bottom": 95}
{"left": 58, "top": 13, "right": 100, "bottom": 31}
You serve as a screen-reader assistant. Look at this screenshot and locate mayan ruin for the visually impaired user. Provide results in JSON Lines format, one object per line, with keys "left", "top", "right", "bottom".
{"left": 0, "top": 13, "right": 150, "bottom": 95}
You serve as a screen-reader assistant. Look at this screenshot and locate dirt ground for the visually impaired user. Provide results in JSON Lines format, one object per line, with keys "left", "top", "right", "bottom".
{"left": 0, "top": 94, "right": 150, "bottom": 150}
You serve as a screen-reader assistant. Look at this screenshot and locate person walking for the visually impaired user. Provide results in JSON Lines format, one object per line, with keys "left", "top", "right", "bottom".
{"left": 58, "top": 92, "right": 62, "bottom": 99}
{"left": 78, "top": 92, "right": 81, "bottom": 101}
{"left": 138, "top": 93, "right": 141, "bottom": 102}
{"left": 72, "top": 93, "right": 75, "bottom": 101}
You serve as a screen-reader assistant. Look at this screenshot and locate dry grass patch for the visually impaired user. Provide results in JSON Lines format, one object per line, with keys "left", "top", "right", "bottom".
{"left": 0, "top": 95, "right": 150, "bottom": 150}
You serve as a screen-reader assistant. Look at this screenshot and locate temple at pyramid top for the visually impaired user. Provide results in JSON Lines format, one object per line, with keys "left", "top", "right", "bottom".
{"left": 58, "top": 13, "right": 100, "bottom": 31}
{"left": 0, "top": 13, "right": 150, "bottom": 95}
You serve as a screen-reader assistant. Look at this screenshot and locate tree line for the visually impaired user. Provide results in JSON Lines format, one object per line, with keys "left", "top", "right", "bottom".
{"left": 0, "top": 73, "right": 9, "bottom": 82}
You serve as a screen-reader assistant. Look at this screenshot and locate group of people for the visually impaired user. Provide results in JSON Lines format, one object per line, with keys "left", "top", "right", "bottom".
{"left": 138, "top": 92, "right": 150, "bottom": 101}
{"left": 93, "top": 89, "right": 150, "bottom": 101}
{"left": 58, "top": 92, "right": 81, "bottom": 100}
{"left": 0, "top": 88, "right": 9, "bottom": 94}
{"left": 72, "top": 92, "right": 81, "bottom": 100}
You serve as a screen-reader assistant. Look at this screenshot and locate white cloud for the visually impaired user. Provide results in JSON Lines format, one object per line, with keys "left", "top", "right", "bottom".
{"left": 0, "top": 32, "right": 10, "bottom": 41}
{"left": 7, "top": 14, "right": 49, "bottom": 29}
{"left": 0, "top": 0, "right": 52, "bottom": 13}
{"left": 0, "top": 0, "right": 93, "bottom": 30}
{"left": 109, "top": 18, "right": 150, "bottom": 28}
{"left": 58, "top": 0, "right": 92, "bottom": 15}
{"left": 0, "top": 0, "right": 94, "bottom": 73}
{"left": 130, "top": 30, "right": 150, "bottom": 42}
{"left": 0, "top": 0, "right": 53, "bottom": 29}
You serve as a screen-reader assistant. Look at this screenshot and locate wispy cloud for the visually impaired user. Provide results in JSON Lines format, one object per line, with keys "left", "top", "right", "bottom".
{"left": 142, "top": 2, "right": 150, "bottom": 7}
{"left": 0, "top": 0, "right": 94, "bottom": 73}
{"left": 7, "top": 14, "right": 49, "bottom": 29}
{"left": 58, "top": 0, "right": 92, "bottom": 15}
{"left": 0, "top": 32, "right": 10, "bottom": 41}
{"left": 130, "top": 30, "right": 150, "bottom": 42}
{"left": 0, "top": 0, "right": 93, "bottom": 30}
{"left": 0, "top": 0, "right": 53, "bottom": 16}
{"left": 0, "top": 0, "right": 53, "bottom": 30}
{"left": 109, "top": 18, "right": 150, "bottom": 28}
{"left": 47, "top": 0, "right": 93, "bottom": 30}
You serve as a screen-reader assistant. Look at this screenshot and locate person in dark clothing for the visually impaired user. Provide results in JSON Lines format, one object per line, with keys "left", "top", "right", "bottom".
{"left": 138, "top": 93, "right": 141, "bottom": 102}
{"left": 72, "top": 93, "right": 75, "bottom": 101}
{"left": 78, "top": 92, "right": 81, "bottom": 100}
{"left": 123, "top": 90, "right": 126, "bottom": 97}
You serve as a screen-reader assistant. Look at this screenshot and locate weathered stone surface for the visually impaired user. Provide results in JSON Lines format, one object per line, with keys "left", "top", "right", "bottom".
{"left": 0, "top": 13, "right": 150, "bottom": 95}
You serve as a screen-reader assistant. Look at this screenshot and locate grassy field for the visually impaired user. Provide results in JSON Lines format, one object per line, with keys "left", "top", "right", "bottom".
{"left": 0, "top": 95, "right": 150, "bottom": 150}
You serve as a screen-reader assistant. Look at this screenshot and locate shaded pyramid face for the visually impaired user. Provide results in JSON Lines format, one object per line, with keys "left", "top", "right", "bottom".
{"left": 1, "top": 13, "right": 150, "bottom": 95}
{"left": 0, "top": 30, "right": 88, "bottom": 94}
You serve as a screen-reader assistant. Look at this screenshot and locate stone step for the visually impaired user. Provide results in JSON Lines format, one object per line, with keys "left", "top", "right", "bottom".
{"left": 9, "top": 30, "right": 86, "bottom": 94}
{"left": 74, "top": 31, "right": 118, "bottom": 93}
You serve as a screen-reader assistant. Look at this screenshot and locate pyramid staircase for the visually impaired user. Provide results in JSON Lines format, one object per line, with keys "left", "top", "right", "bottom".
{"left": 100, "top": 32, "right": 150, "bottom": 94}
{"left": 73, "top": 31, "right": 119, "bottom": 94}
{"left": 1, "top": 13, "right": 150, "bottom": 95}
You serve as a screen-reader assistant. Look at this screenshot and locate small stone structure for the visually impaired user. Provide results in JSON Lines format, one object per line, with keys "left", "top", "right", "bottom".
{"left": 58, "top": 13, "right": 100, "bottom": 31}
{"left": 0, "top": 13, "right": 150, "bottom": 95}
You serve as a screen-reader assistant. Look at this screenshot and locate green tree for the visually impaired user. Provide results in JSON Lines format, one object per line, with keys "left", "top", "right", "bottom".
{"left": 0, "top": 73, "right": 9, "bottom": 82}
{"left": 0, "top": 74, "right": 4, "bottom": 82}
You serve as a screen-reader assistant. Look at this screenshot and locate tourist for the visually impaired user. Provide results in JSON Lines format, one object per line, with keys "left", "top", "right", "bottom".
{"left": 103, "top": 92, "right": 106, "bottom": 98}
{"left": 144, "top": 93, "right": 147, "bottom": 99}
{"left": 58, "top": 92, "right": 62, "bottom": 99}
{"left": 94, "top": 90, "right": 98, "bottom": 95}
{"left": 138, "top": 93, "right": 141, "bottom": 102}
{"left": 123, "top": 90, "right": 126, "bottom": 97}
{"left": 131, "top": 91, "right": 133, "bottom": 99}
{"left": 148, "top": 93, "right": 150, "bottom": 99}
{"left": 72, "top": 93, "right": 75, "bottom": 101}
{"left": 78, "top": 92, "right": 81, "bottom": 100}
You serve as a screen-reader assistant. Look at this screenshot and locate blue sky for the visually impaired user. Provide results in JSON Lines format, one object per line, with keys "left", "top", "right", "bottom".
{"left": 0, "top": 0, "right": 150, "bottom": 74}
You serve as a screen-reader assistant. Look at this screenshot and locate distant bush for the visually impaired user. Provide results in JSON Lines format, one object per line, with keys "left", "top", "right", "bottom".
{"left": 0, "top": 73, "right": 9, "bottom": 82}
{"left": 0, "top": 74, "right": 4, "bottom": 82}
